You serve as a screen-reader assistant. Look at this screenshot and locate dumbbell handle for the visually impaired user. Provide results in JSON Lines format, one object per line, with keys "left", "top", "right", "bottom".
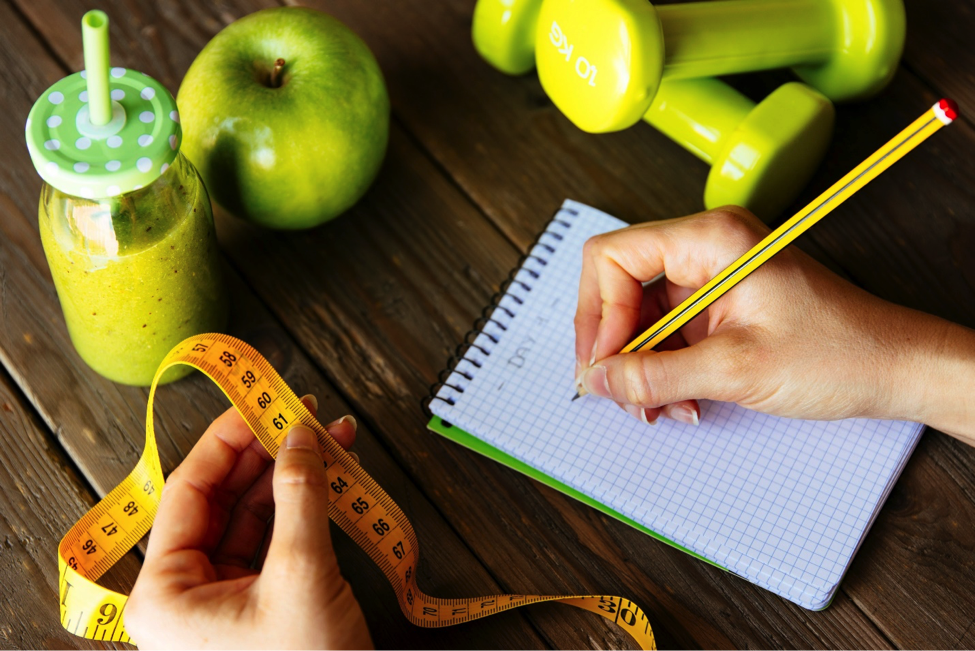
{"left": 658, "top": 0, "right": 834, "bottom": 80}
{"left": 643, "top": 79, "right": 754, "bottom": 165}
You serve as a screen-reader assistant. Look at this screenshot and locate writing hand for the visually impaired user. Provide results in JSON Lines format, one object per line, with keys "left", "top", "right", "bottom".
{"left": 575, "top": 207, "right": 975, "bottom": 442}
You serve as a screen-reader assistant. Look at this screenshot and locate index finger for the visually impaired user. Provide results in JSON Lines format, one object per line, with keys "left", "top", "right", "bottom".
{"left": 575, "top": 210, "right": 759, "bottom": 370}
{"left": 575, "top": 224, "right": 663, "bottom": 373}
{"left": 144, "top": 405, "right": 267, "bottom": 560}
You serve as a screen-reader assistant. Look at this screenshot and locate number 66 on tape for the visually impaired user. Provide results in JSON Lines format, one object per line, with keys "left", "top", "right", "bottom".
{"left": 57, "top": 333, "right": 656, "bottom": 648}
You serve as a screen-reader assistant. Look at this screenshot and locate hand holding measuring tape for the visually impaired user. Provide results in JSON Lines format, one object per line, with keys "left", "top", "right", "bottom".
{"left": 57, "top": 333, "right": 657, "bottom": 648}
{"left": 123, "top": 399, "right": 371, "bottom": 648}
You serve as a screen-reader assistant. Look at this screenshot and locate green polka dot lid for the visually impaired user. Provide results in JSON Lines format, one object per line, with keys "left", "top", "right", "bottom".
{"left": 24, "top": 10, "right": 181, "bottom": 199}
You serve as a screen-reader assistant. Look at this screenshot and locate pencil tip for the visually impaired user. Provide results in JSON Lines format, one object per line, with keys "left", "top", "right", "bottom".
{"left": 571, "top": 392, "right": 581, "bottom": 402}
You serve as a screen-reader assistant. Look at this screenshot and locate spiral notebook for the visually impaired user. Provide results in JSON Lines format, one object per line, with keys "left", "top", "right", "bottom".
{"left": 426, "top": 200, "right": 924, "bottom": 610}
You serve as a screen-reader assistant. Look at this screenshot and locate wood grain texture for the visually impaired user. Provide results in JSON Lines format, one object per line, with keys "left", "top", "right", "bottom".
{"left": 7, "top": 0, "right": 660, "bottom": 644}
{"left": 0, "top": 2, "right": 544, "bottom": 648}
{"left": 0, "top": 363, "right": 140, "bottom": 650}
{"left": 13, "top": 0, "right": 886, "bottom": 644}
{"left": 292, "top": 0, "right": 975, "bottom": 327}
{"left": 901, "top": 0, "right": 975, "bottom": 115}
{"left": 843, "top": 434, "right": 975, "bottom": 648}
{"left": 5, "top": 0, "right": 975, "bottom": 648}
{"left": 276, "top": 1, "right": 975, "bottom": 647}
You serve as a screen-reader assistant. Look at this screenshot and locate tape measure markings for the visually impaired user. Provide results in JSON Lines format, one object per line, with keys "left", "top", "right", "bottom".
{"left": 57, "top": 333, "right": 655, "bottom": 649}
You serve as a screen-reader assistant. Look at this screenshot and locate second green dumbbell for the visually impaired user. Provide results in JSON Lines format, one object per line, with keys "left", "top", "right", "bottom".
{"left": 472, "top": 0, "right": 834, "bottom": 219}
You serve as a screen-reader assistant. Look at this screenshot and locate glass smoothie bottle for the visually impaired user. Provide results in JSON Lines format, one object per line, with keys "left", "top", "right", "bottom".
{"left": 25, "top": 11, "right": 228, "bottom": 386}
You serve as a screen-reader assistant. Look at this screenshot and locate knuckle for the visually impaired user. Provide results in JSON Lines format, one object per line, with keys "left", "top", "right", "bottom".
{"left": 706, "top": 207, "right": 764, "bottom": 251}
{"left": 649, "top": 352, "right": 680, "bottom": 402}
{"left": 583, "top": 233, "right": 606, "bottom": 259}
{"left": 275, "top": 458, "right": 327, "bottom": 490}
{"left": 582, "top": 234, "right": 597, "bottom": 255}
{"left": 620, "top": 356, "right": 655, "bottom": 406}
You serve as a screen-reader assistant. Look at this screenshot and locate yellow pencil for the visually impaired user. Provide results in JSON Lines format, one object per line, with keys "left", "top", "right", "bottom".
{"left": 574, "top": 99, "right": 958, "bottom": 401}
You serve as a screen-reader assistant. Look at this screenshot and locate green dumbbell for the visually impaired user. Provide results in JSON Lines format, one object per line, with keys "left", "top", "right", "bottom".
{"left": 473, "top": 0, "right": 541, "bottom": 75}
{"left": 472, "top": 0, "right": 835, "bottom": 219}
{"left": 535, "top": 0, "right": 903, "bottom": 133}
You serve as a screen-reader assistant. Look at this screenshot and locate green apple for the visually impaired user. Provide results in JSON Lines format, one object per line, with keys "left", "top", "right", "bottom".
{"left": 178, "top": 7, "right": 389, "bottom": 229}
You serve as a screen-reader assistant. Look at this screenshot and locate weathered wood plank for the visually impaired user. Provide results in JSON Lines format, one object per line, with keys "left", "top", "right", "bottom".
{"left": 844, "top": 434, "right": 975, "bottom": 648}
{"left": 0, "top": 364, "right": 141, "bottom": 650}
{"left": 295, "top": 0, "right": 975, "bottom": 327}
{"left": 790, "top": 74, "right": 975, "bottom": 326}
{"left": 0, "top": 2, "right": 545, "bottom": 648}
{"left": 901, "top": 0, "right": 975, "bottom": 117}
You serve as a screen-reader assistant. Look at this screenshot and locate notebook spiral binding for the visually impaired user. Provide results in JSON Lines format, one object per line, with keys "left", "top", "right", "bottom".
{"left": 422, "top": 206, "right": 580, "bottom": 420}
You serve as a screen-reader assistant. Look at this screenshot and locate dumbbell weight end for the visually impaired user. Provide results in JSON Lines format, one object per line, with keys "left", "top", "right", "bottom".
{"left": 473, "top": 0, "right": 542, "bottom": 75}
{"left": 645, "top": 79, "right": 834, "bottom": 219}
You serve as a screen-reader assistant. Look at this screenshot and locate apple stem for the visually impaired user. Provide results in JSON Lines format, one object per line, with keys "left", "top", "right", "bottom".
{"left": 270, "top": 58, "right": 286, "bottom": 88}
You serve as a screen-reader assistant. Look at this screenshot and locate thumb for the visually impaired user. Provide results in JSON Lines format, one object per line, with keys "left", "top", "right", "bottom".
{"left": 262, "top": 425, "right": 342, "bottom": 590}
{"left": 579, "top": 331, "right": 745, "bottom": 408}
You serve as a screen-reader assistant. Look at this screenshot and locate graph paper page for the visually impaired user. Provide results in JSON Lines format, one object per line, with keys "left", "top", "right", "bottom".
{"left": 431, "top": 200, "right": 924, "bottom": 609}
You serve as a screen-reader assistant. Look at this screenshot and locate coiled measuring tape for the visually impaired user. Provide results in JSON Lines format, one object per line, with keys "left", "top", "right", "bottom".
{"left": 58, "top": 333, "right": 655, "bottom": 648}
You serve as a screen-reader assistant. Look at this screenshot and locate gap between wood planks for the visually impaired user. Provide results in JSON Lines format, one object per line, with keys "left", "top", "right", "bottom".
{"left": 9, "top": 0, "right": 973, "bottom": 647}
{"left": 0, "top": 363, "right": 141, "bottom": 650}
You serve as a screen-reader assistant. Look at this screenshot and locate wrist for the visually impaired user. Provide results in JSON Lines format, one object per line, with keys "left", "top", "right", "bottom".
{"left": 886, "top": 310, "right": 975, "bottom": 442}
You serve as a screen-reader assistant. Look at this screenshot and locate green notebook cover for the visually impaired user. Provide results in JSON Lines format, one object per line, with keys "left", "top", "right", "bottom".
{"left": 426, "top": 415, "right": 726, "bottom": 572}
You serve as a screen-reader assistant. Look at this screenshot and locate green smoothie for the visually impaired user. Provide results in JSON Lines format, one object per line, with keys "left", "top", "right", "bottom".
{"left": 26, "top": 11, "right": 229, "bottom": 386}
{"left": 38, "top": 155, "right": 228, "bottom": 386}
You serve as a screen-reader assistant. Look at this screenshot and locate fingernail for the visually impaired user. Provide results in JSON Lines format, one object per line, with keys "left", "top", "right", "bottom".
{"left": 589, "top": 338, "right": 598, "bottom": 366}
{"left": 580, "top": 365, "right": 610, "bottom": 398}
{"left": 325, "top": 414, "right": 358, "bottom": 431}
{"left": 287, "top": 425, "right": 319, "bottom": 449}
{"left": 302, "top": 393, "right": 318, "bottom": 412}
{"left": 623, "top": 403, "right": 643, "bottom": 422}
{"left": 349, "top": 451, "right": 360, "bottom": 464}
{"left": 640, "top": 409, "right": 658, "bottom": 427}
{"left": 672, "top": 406, "right": 700, "bottom": 426}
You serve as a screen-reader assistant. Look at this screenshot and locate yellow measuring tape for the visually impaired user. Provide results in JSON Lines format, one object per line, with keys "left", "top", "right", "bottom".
{"left": 57, "top": 333, "right": 655, "bottom": 648}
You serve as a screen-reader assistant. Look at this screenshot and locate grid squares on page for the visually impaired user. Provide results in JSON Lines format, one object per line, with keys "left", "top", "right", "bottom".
{"left": 431, "top": 200, "right": 923, "bottom": 610}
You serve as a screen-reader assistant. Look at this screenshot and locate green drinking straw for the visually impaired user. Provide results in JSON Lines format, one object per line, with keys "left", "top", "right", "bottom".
{"left": 81, "top": 10, "right": 112, "bottom": 126}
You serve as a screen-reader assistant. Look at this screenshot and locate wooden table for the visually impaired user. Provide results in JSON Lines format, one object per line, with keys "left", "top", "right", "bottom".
{"left": 1, "top": 0, "right": 974, "bottom": 648}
